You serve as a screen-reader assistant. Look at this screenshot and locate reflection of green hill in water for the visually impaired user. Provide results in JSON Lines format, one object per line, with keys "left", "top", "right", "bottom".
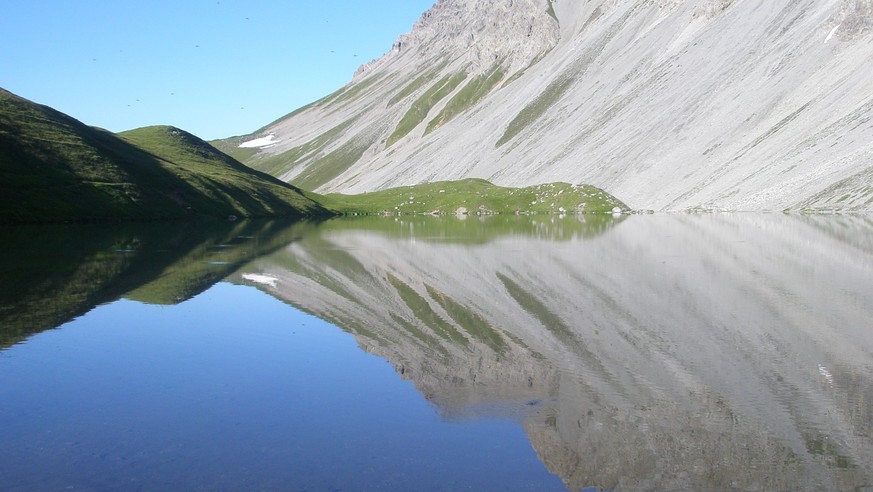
{"left": 123, "top": 222, "right": 312, "bottom": 305}
{"left": 318, "top": 213, "right": 625, "bottom": 244}
{"left": 0, "top": 220, "right": 314, "bottom": 349}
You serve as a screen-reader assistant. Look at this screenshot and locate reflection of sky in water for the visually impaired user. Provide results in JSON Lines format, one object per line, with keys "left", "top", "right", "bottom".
{"left": 0, "top": 283, "right": 564, "bottom": 491}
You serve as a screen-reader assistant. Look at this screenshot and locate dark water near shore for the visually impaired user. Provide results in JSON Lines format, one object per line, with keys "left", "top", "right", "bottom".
{"left": 1, "top": 214, "right": 872, "bottom": 491}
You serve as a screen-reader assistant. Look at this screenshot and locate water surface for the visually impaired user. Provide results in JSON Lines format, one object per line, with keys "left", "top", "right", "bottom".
{"left": 1, "top": 214, "right": 872, "bottom": 491}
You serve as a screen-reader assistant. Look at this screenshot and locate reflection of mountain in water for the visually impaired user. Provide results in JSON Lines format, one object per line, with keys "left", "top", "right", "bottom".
{"left": 235, "top": 214, "right": 873, "bottom": 491}
{"left": 0, "top": 220, "right": 313, "bottom": 349}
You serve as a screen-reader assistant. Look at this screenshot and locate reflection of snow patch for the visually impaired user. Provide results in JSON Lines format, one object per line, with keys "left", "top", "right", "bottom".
{"left": 242, "top": 273, "right": 278, "bottom": 288}
{"left": 818, "top": 364, "right": 834, "bottom": 385}
{"left": 239, "top": 134, "right": 279, "bottom": 148}
{"left": 825, "top": 24, "right": 840, "bottom": 44}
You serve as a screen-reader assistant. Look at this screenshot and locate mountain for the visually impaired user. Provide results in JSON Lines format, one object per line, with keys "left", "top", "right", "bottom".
{"left": 0, "top": 88, "right": 330, "bottom": 224}
{"left": 214, "top": 0, "right": 873, "bottom": 213}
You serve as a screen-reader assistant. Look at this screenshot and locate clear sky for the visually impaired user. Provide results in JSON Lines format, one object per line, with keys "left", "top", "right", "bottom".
{"left": 1, "top": 0, "right": 434, "bottom": 140}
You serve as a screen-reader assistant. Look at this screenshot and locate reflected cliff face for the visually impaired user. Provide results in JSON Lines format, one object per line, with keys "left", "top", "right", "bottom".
{"left": 238, "top": 214, "right": 873, "bottom": 491}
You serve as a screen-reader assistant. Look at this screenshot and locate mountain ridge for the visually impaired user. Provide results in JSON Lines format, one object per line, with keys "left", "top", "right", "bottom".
{"left": 0, "top": 88, "right": 330, "bottom": 224}
{"left": 217, "top": 0, "right": 873, "bottom": 213}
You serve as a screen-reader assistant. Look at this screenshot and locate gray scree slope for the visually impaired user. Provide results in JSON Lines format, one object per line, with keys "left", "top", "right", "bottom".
{"left": 223, "top": 0, "right": 873, "bottom": 212}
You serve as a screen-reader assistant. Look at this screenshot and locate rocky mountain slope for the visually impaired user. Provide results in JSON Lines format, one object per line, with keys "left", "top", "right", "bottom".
{"left": 216, "top": 0, "right": 873, "bottom": 212}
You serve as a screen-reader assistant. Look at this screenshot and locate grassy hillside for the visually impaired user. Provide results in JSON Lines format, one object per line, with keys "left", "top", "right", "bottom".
{"left": 0, "top": 88, "right": 330, "bottom": 224}
{"left": 117, "top": 126, "right": 329, "bottom": 217}
{"left": 316, "top": 178, "right": 628, "bottom": 216}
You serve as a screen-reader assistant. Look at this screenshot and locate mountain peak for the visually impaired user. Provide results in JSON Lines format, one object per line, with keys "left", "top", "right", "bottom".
{"left": 355, "top": 0, "right": 559, "bottom": 79}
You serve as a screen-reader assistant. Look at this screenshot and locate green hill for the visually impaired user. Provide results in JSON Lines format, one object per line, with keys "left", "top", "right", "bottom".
{"left": 318, "top": 178, "right": 628, "bottom": 216}
{"left": 0, "top": 88, "right": 331, "bottom": 224}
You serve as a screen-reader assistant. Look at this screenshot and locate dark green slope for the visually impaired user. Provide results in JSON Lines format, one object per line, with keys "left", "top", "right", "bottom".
{"left": 0, "top": 219, "right": 314, "bottom": 349}
{"left": 117, "top": 125, "right": 330, "bottom": 218}
{"left": 0, "top": 88, "right": 331, "bottom": 224}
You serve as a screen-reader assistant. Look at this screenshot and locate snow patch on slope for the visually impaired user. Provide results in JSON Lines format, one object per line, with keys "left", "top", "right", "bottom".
{"left": 239, "top": 134, "right": 279, "bottom": 148}
{"left": 242, "top": 273, "right": 279, "bottom": 288}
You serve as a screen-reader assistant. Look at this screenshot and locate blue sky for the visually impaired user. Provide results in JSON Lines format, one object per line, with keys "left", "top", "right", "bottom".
{"left": 1, "top": 0, "right": 434, "bottom": 140}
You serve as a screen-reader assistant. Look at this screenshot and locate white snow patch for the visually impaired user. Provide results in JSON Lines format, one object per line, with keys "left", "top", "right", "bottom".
{"left": 825, "top": 24, "right": 840, "bottom": 44}
{"left": 818, "top": 364, "right": 834, "bottom": 385}
{"left": 242, "top": 273, "right": 279, "bottom": 288}
{"left": 239, "top": 134, "right": 279, "bottom": 148}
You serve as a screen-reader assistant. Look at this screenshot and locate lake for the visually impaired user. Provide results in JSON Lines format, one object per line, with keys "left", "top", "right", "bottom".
{"left": 1, "top": 214, "right": 872, "bottom": 491}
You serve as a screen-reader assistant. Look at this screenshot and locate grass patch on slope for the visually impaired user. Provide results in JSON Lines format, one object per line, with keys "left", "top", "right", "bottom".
{"left": 425, "top": 65, "right": 505, "bottom": 135}
{"left": 386, "top": 72, "right": 467, "bottom": 147}
{"left": 318, "top": 178, "right": 627, "bottom": 216}
{"left": 789, "top": 164, "right": 873, "bottom": 213}
{"left": 496, "top": 75, "right": 574, "bottom": 147}
{"left": 289, "top": 134, "right": 374, "bottom": 191}
{"left": 388, "top": 71, "right": 440, "bottom": 107}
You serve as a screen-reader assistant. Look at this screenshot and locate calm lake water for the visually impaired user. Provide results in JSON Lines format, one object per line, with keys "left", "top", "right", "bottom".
{"left": 1, "top": 214, "right": 872, "bottom": 491}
